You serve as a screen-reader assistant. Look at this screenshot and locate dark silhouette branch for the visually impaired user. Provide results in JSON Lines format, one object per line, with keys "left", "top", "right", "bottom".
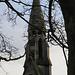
{"left": 0, "top": 51, "right": 25, "bottom": 61}
{"left": 62, "top": 46, "right": 68, "bottom": 67}
{"left": 12, "top": 0, "right": 48, "bottom": 8}
{"left": 49, "top": 0, "right": 68, "bottom": 49}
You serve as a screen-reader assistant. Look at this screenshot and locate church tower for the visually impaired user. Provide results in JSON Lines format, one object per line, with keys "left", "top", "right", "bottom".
{"left": 23, "top": 0, "right": 52, "bottom": 75}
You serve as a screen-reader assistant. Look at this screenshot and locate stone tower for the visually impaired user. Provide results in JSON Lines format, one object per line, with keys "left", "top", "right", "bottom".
{"left": 23, "top": 0, "right": 52, "bottom": 75}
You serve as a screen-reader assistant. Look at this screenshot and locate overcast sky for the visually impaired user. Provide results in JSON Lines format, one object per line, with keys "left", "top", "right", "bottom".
{"left": 0, "top": 1, "right": 67, "bottom": 75}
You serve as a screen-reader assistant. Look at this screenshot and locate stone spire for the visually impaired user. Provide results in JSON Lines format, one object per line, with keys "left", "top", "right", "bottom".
{"left": 28, "top": 0, "right": 46, "bottom": 32}
{"left": 23, "top": 0, "right": 52, "bottom": 75}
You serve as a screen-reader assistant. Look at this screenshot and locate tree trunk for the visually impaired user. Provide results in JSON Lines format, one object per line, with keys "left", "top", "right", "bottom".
{"left": 59, "top": 0, "right": 75, "bottom": 75}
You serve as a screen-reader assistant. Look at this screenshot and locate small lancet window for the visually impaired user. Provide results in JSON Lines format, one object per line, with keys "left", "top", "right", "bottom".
{"left": 38, "top": 31, "right": 42, "bottom": 36}
{"left": 38, "top": 38, "right": 43, "bottom": 59}
{"left": 32, "top": 31, "right": 36, "bottom": 36}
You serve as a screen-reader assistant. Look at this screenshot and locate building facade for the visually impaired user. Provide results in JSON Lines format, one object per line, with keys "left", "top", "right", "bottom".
{"left": 23, "top": 0, "right": 52, "bottom": 75}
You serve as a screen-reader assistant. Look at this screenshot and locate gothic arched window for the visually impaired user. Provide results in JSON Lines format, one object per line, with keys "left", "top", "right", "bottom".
{"left": 38, "top": 38, "right": 43, "bottom": 59}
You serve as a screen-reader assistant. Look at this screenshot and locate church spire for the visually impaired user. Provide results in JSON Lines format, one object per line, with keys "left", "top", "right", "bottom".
{"left": 28, "top": 0, "right": 46, "bottom": 32}
{"left": 23, "top": 0, "right": 52, "bottom": 75}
